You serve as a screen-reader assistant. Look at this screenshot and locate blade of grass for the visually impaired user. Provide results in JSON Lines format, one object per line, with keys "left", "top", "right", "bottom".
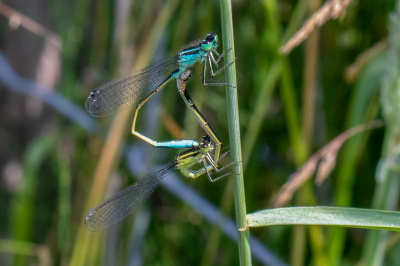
{"left": 262, "top": 1, "right": 313, "bottom": 265}
{"left": 363, "top": 3, "right": 400, "bottom": 264}
{"left": 247, "top": 207, "right": 400, "bottom": 231}
{"left": 327, "top": 53, "right": 385, "bottom": 265}
{"left": 278, "top": 0, "right": 328, "bottom": 262}
{"left": 220, "top": 1, "right": 252, "bottom": 265}
{"left": 302, "top": 0, "right": 320, "bottom": 150}
{"left": 56, "top": 151, "right": 71, "bottom": 261}
{"left": 10, "top": 134, "right": 56, "bottom": 266}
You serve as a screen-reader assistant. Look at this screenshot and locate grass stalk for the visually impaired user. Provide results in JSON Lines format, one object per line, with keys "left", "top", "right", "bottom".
{"left": 264, "top": 0, "right": 323, "bottom": 263}
{"left": 56, "top": 151, "right": 71, "bottom": 260}
{"left": 302, "top": 0, "right": 320, "bottom": 150}
{"left": 327, "top": 54, "right": 384, "bottom": 265}
{"left": 220, "top": 1, "right": 252, "bottom": 265}
{"left": 363, "top": 2, "right": 400, "bottom": 263}
{"left": 11, "top": 135, "right": 56, "bottom": 266}
{"left": 301, "top": 1, "right": 330, "bottom": 265}
{"left": 240, "top": 0, "right": 310, "bottom": 169}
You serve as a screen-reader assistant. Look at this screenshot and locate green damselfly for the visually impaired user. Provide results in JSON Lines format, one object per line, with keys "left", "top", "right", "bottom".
{"left": 85, "top": 33, "right": 235, "bottom": 162}
{"left": 85, "top": 135, "right": 233, "bottom": 232}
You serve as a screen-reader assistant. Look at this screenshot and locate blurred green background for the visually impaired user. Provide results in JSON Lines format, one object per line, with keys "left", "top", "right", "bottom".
{"left": 0, "top": 0, "right": 399, "bottom": 265}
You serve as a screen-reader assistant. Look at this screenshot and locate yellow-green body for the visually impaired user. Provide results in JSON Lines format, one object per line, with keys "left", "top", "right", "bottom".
{"left": 175, "top": 140, "right": 213, "bottom": 179}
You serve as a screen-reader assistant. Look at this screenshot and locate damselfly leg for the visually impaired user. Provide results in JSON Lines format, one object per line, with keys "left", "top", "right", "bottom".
{"left": 201, "top": 55, "right": 236, "bottom": 87}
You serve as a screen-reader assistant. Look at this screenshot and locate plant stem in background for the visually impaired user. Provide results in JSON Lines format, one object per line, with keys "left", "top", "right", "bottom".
{"left": 327, "top": 41, "right": 384, "bottom": 266}
{"left": 363, "top": 2, "right": 400, "bottom": 265}
{"left": 302, "top": 0, "right": 320, "bottom": 150}
{"left": 220, "top": 1, "right": 252, "bottom": 265}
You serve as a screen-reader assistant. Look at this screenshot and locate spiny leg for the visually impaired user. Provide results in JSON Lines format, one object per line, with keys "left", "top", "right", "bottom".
{"left": 201, "top": 58, "right": 228, "bottom": 86}
{"left": 207, "top": 54, "right": 236, "bottom": 77}
{"left": 204, "top": 77, "right": 230, "bottom": 87}
{"left": 202, "top": 159, "right": 231, "bottom": 182}
{"left": 210, "top": 48, "right": 232, "bottom": 65}
{"left": 208, "top": 149, "right": 231, "bottom": 164}
{"left": 205, "top": 152, "right": 237, "bottom": 173}
{"left": 201, "top": 58, "right": 235, "bottom": 87}
{"left": 209, "top": 50, "right": 223, "bottom": 66}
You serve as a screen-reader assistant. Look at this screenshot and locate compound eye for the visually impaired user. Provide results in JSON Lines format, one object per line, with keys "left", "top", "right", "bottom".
{"left": 201, "top": 135, "right": 211, "bottom": 145}
{"left": 200, "top": 143, "right": 208, "bottom": 149}
{"left": 206, "top": 33, "right": 216, "bottom": 41}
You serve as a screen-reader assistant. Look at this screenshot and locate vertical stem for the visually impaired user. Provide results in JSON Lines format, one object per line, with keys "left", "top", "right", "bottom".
{"left": 302, "top": 1, "right": 329, "bottom": 265}
{"left": 220, "top": 1, "right": 252, "bottom": 265}
{"left": 363, "top": 2, "right": 400, "bottom": 264}
{"left": 302, "top": 0, "right": 320, "bottom": 149}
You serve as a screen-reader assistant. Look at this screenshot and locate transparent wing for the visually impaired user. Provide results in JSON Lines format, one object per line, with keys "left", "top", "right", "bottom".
{"left": 86, "top": 55, "right": 180, "bottom": 117}
{"left": 85, "top": 161, "right": 176, "bottom": 232}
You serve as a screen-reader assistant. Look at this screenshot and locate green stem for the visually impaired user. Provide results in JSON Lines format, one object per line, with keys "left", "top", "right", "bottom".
{"left": 220, "top": 1, "right": 252, "bottom": 265}
{"left": 363, "top": 2, "right": 400, "bottom": 264}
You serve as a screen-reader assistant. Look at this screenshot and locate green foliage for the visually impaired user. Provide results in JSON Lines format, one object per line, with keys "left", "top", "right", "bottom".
{"left": 248, "top": 207, "right": 400, "bottom": 231}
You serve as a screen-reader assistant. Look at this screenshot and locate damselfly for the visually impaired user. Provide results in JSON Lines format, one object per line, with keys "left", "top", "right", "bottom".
{"left": 85, "top": 33, "right": 235, "bottom": 162}
{"left": 85, "top": 135, "right": 233, "bottom": 232}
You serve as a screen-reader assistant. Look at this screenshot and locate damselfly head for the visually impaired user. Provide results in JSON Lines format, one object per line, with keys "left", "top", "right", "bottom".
{"left": 199, "top": 135, "right": 211, "bottom": 149}
{"left": 202, "top": 33, "right": 218, "bottom": 51}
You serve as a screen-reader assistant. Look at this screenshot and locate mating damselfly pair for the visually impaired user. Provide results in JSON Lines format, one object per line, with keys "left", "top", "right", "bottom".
{"left": 85, "top": 33, "right": 236, "bottom": 231}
